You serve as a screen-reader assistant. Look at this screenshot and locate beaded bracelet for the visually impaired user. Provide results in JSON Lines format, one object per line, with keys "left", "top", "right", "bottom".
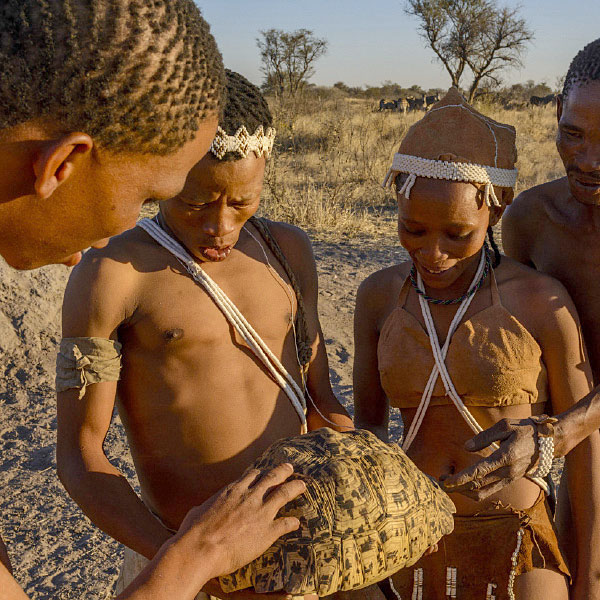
{"left": 528, "top": 415, "right": 558, "bottom": 479}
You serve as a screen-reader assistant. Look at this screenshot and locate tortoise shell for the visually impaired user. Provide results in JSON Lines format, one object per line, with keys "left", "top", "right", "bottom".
{"left": 219, "top": 428, "right": 455, "bottom": 596}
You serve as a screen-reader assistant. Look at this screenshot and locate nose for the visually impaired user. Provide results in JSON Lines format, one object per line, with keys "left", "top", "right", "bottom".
{"left": 201, "top": 203, "right": 236, "bottom": 239}
{"left": 417, "top": 238, "right": 448, "bottom": 264}
{"left": 577, "top": 142, "right": 600, "bottom": 173}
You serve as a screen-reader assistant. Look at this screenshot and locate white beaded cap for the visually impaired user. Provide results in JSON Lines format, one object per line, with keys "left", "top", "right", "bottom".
{"left": 209, "top": 125, "right": 276, "bottom": 160}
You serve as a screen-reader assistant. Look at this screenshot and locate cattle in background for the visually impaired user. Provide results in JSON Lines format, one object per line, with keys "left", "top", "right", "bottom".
{"left": 407, "top": 96, "right": 425, "bottom": 111}
{"left": 425, "top": 93, "right": 440, "bottom": 109}
{"left": 379, "top": 99, "right": 398, "bottom": 111}
{"left": 529, "top": 94, "right": 557, "bottom": 107}
{"left": 396, "top": 97, "right": 409, "bottom": 114}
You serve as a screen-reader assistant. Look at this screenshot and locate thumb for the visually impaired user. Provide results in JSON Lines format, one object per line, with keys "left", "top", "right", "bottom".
{"left": 464, "top": 421, "right": 511, "bottom": 452}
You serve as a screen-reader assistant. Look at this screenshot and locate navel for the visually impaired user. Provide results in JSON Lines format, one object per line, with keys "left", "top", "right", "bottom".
{"left": 163, "top": 328, "right": 184, "bottom": 342}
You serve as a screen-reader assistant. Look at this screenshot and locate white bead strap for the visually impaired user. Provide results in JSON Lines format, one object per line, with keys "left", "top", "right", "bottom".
{"left": 389, "top": 576, "right": 402, "bottom": 600}
{"left": 401, "top": 248, "right": 549, "bottom": 495}
{"left": 210, "top": 125, "right": 276, "bottom": 160}
{"left": 507, "top": 528, "right": 525, "bottom": 600}
{"left": 137, "top": 218, "right": 307, "bottom": 431}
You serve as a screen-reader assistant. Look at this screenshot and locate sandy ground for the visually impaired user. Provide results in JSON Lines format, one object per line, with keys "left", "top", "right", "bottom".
{"left": 0, "top": 229, "right": 409, "bottom": 599}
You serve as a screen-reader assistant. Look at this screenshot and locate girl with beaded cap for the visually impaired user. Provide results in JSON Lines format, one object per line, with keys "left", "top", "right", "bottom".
{"left": 353, "top": 87, "right": 600, "bottom": 600}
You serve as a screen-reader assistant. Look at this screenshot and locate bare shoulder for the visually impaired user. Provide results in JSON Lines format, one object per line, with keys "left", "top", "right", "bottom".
{"left": 62, "top": 228, "right": 155, "bottom": 333}
{"left": 257, "top": 219, "right": 316, "bottom": 291}
{"left": 496, "top": 256, "right": 574, "bottom": 325}
{"left": 261, "top": 219, "right": 313, "bottom": 260}
{"left": 506, "top": 178, "right": 566, "bottom": 228}
{"left": 356, "top": 262, "right": 410, "bottom": 321}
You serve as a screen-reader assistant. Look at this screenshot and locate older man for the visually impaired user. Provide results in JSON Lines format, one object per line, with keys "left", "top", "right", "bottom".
{"left": 0, "top": 2, "right": 303, "bottom": 598}
{"left": 444, "top": 38, "right": 600, "bottom": 501}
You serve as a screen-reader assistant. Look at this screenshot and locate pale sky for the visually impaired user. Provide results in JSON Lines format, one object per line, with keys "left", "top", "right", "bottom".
{"left": 200, "top": 0, "right": 600, "bottom": 91}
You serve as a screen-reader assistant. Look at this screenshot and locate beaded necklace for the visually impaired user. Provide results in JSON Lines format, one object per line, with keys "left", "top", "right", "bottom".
{"left": 409, "top": 244, "right": 492, "bottom": 306}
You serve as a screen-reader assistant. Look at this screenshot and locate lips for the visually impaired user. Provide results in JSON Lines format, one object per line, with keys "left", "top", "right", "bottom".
{"left": 419, "top": 263, "right": 453, "bottom": 275}
{"left": 199, "top": 246, "right": 233, "bottom": 261}
{"left": 575, "top": 177, "right": 600, "bottom": 189}
{"left": 569, "top": 171, "right": 600, "bottom": 193}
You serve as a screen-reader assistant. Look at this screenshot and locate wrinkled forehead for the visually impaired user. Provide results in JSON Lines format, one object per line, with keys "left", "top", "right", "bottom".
{"left": 561, "top": 80, "right": 600, "bottom": 128}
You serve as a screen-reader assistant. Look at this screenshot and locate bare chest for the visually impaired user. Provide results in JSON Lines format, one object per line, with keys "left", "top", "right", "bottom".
{"left": 123, "top": 252, "right": 298, "bottom": 357}
{"left": 531, "top": 228, "right": 600, "bottom": 376}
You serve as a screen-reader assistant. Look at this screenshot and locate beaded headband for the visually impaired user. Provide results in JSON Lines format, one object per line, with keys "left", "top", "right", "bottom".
{"left": 382, "top": 102, "right": 518, "bottom": 207}
{"left": 382, "top": 154, "right": 518, "bottom": 207}
{"left": 209, "top": 125, "right": 276, "bottom": 160}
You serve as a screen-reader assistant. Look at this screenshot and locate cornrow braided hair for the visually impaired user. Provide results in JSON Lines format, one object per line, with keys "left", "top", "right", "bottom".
{"left": 0, "top": 0, "right": 225, "bottom": 154}
{"left": 248, "top": 216, "right": 313, "bottom": 372}
{"left": 563, "top": 38, "right": 600, "bottom": 99}
{"left": 218, "top": 69, "right": 274, "bottom": 162}
{"left": 487, "top": 226, "right": 502, "bottom": 268}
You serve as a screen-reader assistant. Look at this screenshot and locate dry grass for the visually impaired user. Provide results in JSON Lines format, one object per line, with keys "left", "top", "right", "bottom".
{"left": 259, "top": 95, "right": 562, "bottom": 237}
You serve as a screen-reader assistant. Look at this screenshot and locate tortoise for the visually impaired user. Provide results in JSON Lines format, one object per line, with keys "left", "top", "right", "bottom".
{"left": 219, "top": 428, "right": 455, "bottom": 597}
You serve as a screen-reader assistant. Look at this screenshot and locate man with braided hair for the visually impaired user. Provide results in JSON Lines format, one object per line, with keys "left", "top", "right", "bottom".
{"left": 443, "top": 38, "right": 600, "bottom": 523}
{"left": 57, "top": 69, "right": 353, "bottom": 600}
{"left": 0, "top": 2, "right": 305, "bottom": 599}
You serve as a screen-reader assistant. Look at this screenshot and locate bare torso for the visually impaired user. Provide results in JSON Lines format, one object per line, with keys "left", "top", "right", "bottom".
{"left": 504, "top": 177, "right": 600, "bottom": 383}
{"left": 114, "top": 224, "right": 304, "bottom": 529}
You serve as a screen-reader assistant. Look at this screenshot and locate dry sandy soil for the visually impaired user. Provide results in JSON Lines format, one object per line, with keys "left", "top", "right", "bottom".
{"left": 0, "top": 230, "right": 408, "bottom": 599}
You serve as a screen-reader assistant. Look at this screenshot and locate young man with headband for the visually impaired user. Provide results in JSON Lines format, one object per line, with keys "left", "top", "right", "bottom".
{"left": 56, "top": 70, "right": 353, "bottom": 599}
{"left": 0, "top": 2, "right": 303, "bottom": 598}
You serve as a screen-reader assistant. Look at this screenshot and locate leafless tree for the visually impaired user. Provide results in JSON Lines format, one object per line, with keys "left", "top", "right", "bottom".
{"left": 405, "top": 0, "right": 533, "bottom": 101}
{"left": 257, "top": 29, "right": 328, "bottom": 98}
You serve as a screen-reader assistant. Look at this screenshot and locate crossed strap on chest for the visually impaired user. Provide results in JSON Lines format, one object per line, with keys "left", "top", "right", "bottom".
{"left": 136, "top": 218, "right": 307, "bottom": 432}
{"left": 402, "top": 248, "right": 549, "bottom": 494}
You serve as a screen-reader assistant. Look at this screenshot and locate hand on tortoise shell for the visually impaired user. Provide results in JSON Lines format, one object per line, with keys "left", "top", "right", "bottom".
{"left": 440, "top": 418, "right": 538, "bottom": 501}
{"left": 177, "top": 462, "right": 306, "bottom": 583}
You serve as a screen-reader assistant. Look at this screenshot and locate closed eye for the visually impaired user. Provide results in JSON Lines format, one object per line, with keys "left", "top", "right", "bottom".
{"left": 400, "top": 223, "right": 425, "bottom": 236}
{"left": 447, "top": 232, "right": 473, "bottom": 241}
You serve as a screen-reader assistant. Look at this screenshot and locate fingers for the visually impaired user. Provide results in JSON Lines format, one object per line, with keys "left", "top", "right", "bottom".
{"left": 250, "top": 463, "right": 295, "bottom": 493}
{"left": 271, "top": 515, "right": 301, "bottom": 539}
{"left": 463, "top": 419, "right": 513, "bottom": 452}
{"left": 460, "top": 478, "right": 516, "bottom": 501}
{"left": 442, "top": 447, "right": 510, "bottom": 491}
{"left": 264, "top": 478, "right": 307, "bottom": 514}
{"left": 237, "top": 467, "right": 268, "bottom": 490}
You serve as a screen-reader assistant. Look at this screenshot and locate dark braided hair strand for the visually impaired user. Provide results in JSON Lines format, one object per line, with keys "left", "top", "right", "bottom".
{"left": 249, "top": 217, "right": 313, "bottom": 372}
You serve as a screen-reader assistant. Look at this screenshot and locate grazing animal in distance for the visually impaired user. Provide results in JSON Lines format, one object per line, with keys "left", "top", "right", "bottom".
{"left": 379, "top": 99, "right": 398, "bottom": 111}
{"left": 407, "top": 96, "right": 425, "bottom": 112}
{"left": 425, "top": 93, "right": 440, "bottom": 109}
{"left": 529, "top": 94, "right": 557, "bottom": 107}
{"left": 396, "top": 97, "right": 409, "bottom": 114}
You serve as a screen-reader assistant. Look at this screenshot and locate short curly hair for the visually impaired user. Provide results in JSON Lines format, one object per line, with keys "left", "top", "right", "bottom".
{"left": 563, "top": 38, "right": 600, "bottom": 99}
{"left": 0, "top": 0, "right": 225, "bottom": 155}
{"left": 218, "top": 69, "right": 273, "bottom": 162}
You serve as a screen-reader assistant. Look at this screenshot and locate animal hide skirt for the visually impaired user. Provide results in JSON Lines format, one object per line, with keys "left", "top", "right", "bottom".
{"left": 386, "top": 491, "right": 569, "bottom": 600}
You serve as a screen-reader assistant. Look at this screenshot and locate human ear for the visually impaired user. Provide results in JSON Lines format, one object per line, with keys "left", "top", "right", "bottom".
{"left": 488, "top": 208, "right": 504, "bottom": 227}
{"left": 556, "top": 94, "right": 564, "bottom": 124}
{"left": 33, "top": 133, "right": 93, "bottom": 199}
